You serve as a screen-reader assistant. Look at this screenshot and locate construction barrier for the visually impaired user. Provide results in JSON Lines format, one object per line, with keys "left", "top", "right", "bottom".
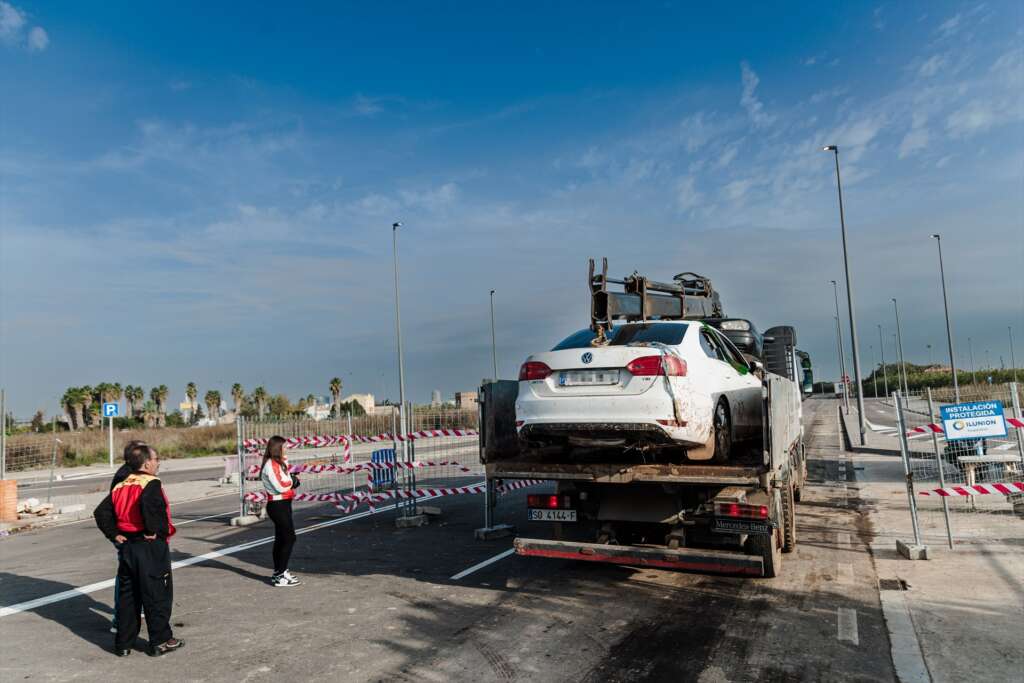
{"left": 919, "top": 482, "right": 1024, "bottom": 497}
{"left": 906, "top": 417, "right": 1024, "bottom": 436}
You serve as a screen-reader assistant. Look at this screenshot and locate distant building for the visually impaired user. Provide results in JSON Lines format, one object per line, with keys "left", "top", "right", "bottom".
{"left": 342, "top": 393, "right": 376, "bottom": 415}
{"left": 431, "top": 390, "right": 442, "bottom": 407}
{"left": 455, "top": 391, "right": 478, "bottom": 410}
{"left": 304, "top": 397, "right": 332, "bottom": 421}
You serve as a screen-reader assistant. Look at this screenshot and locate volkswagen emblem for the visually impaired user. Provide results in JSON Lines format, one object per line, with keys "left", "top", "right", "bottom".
{"left": 581, "top": 352, "right": 593, "bottom": 364}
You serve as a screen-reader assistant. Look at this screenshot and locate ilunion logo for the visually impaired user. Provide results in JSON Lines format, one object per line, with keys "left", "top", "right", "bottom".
{"left": 953, "top": 420, "right": 966, "bottom": 431}
{"left": 581, "top": 352, "right": 593, "bottom": 364}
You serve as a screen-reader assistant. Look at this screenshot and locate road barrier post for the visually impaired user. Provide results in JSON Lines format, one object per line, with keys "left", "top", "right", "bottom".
{"left": 895, "top": 391, "right": 928, "bottom": 559}
{"left": 926, "top": 388, "right": 954, "bottom": 549}
{"left": 236, "top": 415, "right": 245, "bottom": 519}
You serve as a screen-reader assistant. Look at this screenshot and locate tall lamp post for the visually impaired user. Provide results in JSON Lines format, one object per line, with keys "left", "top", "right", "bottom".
{"left": 823, "top": 145, "right": 866, "bottom": 444}
{"left": 831, "top": 280, "right": 850, "bottom": 412}
{"left": 391, "top": 222, "right": 409, "bottom": 463}
{"left": 489, "top": 290, "right": 498, "bottom": 381}
{"left": 968, "top": 336, "right": 978, "bottom": 385}
{"left": 878, "top": 324, "right": 889, "bottom": 398}
{"left": 870, "top": 345, "right": 878, "bottom": 397}
{"left": 892, "top": 298, "right": 909, "bottom": 395}
{"left": 931, "top": 234, "right": 960, "bottom": 402}
{"left": 1010, "top": 327, "right": 1018, "bottom": 383}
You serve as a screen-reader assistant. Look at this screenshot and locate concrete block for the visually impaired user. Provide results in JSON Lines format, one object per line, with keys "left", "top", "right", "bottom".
{"left": 227, "top": 472, "right": 240, "bottom": 485}
{"left": 896, "top": 539, "right": 930, "bottom": 560}
{"left": 474, "top": 524, "right": 516, "bottom": 540}
{"left": 418, "top": 505, "right": 442, "bottom": 517}
{"left": 230, "top": 514, "right": 261, "bottom": 527}
{"left": 395, "top": 514, "right": 428, "bottom": 529}
{"left": 58, "top": 504, "right": 86, "bottom": 515}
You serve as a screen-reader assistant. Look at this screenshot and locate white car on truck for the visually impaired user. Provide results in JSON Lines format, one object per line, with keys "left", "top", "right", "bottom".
{"left": 516, "top": 320, "right": 763, "bottom": 462}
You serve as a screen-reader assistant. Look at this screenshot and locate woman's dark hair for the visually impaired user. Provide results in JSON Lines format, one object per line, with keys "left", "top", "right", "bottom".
{"left": 260, "top": 435, "right": 287, "bottom": 475}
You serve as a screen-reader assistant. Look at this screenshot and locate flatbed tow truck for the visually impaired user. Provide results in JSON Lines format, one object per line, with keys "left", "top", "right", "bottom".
{"left": 478, "top": 259, "right": 806, "bottom": 578}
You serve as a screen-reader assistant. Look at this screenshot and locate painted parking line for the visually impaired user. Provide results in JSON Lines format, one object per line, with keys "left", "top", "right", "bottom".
{"left": 0, "top": 482, "right": 476, "bottom": 619}
{"left": 837, "top": 607, "right": 859, "bottom": 645}
{"left": 450, "top": 548, "right": 516, "bottom": 580}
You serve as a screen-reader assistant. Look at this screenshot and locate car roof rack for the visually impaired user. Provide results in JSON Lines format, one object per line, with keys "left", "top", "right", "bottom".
{"left": 589, "top": 258, "right": 724, "bottom": 338}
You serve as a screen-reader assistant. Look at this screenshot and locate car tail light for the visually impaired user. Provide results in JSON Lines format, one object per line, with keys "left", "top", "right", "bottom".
{"left": 715, "top": 502, "right": 769, "bottom": 520}
{"left": 519, "top": 361, "right": 552, "bottom": 381}
{"left": 527, "top": 494, "right": 571, "bottom": 509}
{"left": 626, "top": 355, "right": 687, "bottom": 377}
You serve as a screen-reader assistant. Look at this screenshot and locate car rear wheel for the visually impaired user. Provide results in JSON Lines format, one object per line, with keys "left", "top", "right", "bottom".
{"left": 712, "top": 400, "right": 732, "bottom": 462}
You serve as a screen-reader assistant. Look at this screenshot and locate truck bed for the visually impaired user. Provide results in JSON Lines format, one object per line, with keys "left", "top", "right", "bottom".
{"left": 486, "top": 460, "right": 765, "bottom": 485}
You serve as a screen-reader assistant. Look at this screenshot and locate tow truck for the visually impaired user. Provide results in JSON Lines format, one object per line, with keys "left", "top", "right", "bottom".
{"left": 478, "top": 259, "right": 806, "bottom": 578}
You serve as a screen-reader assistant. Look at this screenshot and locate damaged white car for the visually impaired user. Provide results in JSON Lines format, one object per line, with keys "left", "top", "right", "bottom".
{"left": 516, "top": 321, "right": 763, "bottom": 462}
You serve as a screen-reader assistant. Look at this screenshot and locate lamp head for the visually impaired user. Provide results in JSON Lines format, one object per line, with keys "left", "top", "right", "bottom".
{"left": 931, "top": 233, "right": 940, "bottom": 239}
{"left": 392, "top": 221, "right": 402, "bottom": 229}
{"left": 822, "top": 145, "right": 838, "bottom": 152}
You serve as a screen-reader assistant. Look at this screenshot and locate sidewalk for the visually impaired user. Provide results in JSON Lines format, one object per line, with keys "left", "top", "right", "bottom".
{"left": 841, "top": 406, "right": 1024, "bottom": 683}
{"left": 5, "top": 452, "right": 231, "bottom": 485}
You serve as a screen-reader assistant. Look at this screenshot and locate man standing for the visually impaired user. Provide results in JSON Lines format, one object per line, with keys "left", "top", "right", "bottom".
{"left": 94, "top": 444, "right": 184, "bottom": 657}
{"left": 108, "top": 440, "right": 146, "bottom": 634}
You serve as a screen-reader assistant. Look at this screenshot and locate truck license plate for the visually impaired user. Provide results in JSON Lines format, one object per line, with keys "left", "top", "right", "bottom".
{"left": 559, "top": 370, "right": 618, "bottom": 386}
{"left": 528, "top": 509, "right": 577, "bottom": 522}
{"left": 712, "top": 518, "right": 771, "bottom": 535}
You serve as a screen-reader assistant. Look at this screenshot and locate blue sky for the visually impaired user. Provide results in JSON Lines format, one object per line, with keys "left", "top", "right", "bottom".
{"left": 1, "top": 1, "right": 1022, "bottom": 416}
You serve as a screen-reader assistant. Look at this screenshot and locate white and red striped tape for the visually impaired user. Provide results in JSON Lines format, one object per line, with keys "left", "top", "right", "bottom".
{"left": 907, "top": 417, "right": 1024, "bottom": 436}
{"left": 919, "top": 481, "right": 1024, "bottom": 497}
{"left": 246, "top": 460, "right": 472, "bottom": 476}
{"left": 242, "top": 429, "right": 478, "bottom": 453}
{"left": 346, "top": 429, "right": 479, "bottom": 443}
{"left": 242, "top": 435, "right": 351, "bottom": 452}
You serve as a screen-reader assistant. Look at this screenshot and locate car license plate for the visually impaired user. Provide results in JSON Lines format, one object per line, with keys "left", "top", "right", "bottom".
{"left": 712, "top": 518, "right": 771, "bottom": 535}
{"left": 559, "top": 370, "right": 619, "bottom": 386}
{"left": 528, "top": 508, "right": 577, "bottom": 522}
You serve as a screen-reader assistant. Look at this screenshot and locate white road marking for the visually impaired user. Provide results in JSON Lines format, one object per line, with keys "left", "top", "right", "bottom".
{"left": 865, "top": 419, "right": 896, "bottom": 433}
{"left": 836, "top": 532, "right": 851, "bottom": 549}
{"left": 450, "top": 548, "right": 516, "bottom": 581}
{"left": 837, "top": 607, "right": 859, "bottom": 645}
{"left": 878, "top": 585, "right": 930, "bottom": 682}
{"left": 0, "top": 482, "right": 474, "bottom": 619}
{"left": 175, "top": 511, "right": 233, "bottom": 526}
{"left": 837, "top": 562, "right": 854, "bottom": 584}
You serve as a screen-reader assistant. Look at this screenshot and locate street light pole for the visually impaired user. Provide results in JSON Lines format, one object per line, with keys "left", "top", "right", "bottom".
{"left": 968, "top": 336, "right": 978, "bottom": 385}
{"left": 391, "top": 222, "right": 408, "bottom": 460}
{"left": 823, "top": 145, "right": 866, "bottom": 444}
{"left": 892, "top": 298, "right": 909, "bottom": 395}
{"left": 489, "top": 290, "right": 498, "bottom": 381}
{"left": 831, "top": 280, "right": 850, "bottom": 413}
{"left": 931, "top": 234, "right": 960, "bottom": 401}
{"left": 870, "top": 345, "right": 878, "bottom": 397}
{"left": 1010, "top": 327, "right": 1018, "bottom": 383}
{"left": 878, "top": 324, "right": 889, "bottom": 398}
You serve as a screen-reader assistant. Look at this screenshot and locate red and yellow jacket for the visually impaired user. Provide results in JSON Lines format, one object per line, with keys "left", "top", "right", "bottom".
{"left": 94, "top": 472, "right": 176, "bottom": 541}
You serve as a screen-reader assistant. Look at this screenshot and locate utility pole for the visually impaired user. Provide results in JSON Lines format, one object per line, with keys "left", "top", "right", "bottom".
{"left": 893, "top": 298, "right": 909, "bottom": 395}
{"left": 969, "top": 336, "right": 978, "bottom": 385}
{"left": 831, "top": 281, "right": 849, "bottom": 413}
{"left": 878, "top": 324, "right": 889, "bottom": 398}
{"left": 1010, "top": 327, "right": 1018, "bottom": 383}
{"left": 391, "top": 222, "right": 408, "bottom": 463}
{"left": 823, "top": 145, "right": 866, "bottom": 444}
{"left": 870, "top": 345, "right": 878, "bottom": 397}
{"left": 489, "top": 290, "right": 498, "bottom": 382}
{"left": 931, "top": 234, "right": 960, "bottom": 401}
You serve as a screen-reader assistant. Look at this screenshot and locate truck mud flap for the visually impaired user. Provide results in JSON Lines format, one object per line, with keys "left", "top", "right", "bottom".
{"left": 513, "top": 537, "right": 763, "bottom": 576}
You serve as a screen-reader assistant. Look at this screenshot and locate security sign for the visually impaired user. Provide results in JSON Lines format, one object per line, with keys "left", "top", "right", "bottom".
{"left": 940, "top": 401, "right": 1007, "bottom": 441}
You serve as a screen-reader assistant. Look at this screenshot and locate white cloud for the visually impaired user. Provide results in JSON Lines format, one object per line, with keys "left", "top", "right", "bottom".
{"left": 716, "top": 143, "right": 739, "bottom": 169}
{"left": 0, "top": 1, "right": 25, "bottom": 42}
{"left": 898, "top": 127, "right": 929, "bottom": 158}
{"left": 740, "top": 61, "right": 775, "bottom": 127}
{"left": 946, "top": 102, "right": 996, "bottom": 136}
{"left": 675, "top": 176, "right": 702, "bottom": 212}
{"left": 937, "top": 13, "right": 961, "bottom": 37}
{"left": 27, "top": 25, "right": 46, "bottom": 50}
{"left": 0, "top": 2, "right": 46, "bottom": 51}
{"left": 353, "top": 94, "right": 384, "bottom": 116}
{"left": 918, "top": 54, "right": 947, "bottom": 78}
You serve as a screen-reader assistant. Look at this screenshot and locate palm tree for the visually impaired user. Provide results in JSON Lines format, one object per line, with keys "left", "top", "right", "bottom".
{"left": 204, "top": 390, "right": 221, "bottom": 420}
{"left": 252, "top": 386, "right": 268, "bottom": 419}
{"left": 131, "top": 385, "right": 144, "bottom": 418}
{"left": 150, "top": 385, "right": 169, "bottom": 427}
{"left": 80, "top": 386, "right": 94, "bottom": 427}
{"left": 186, "top": 382, "right": 197, "bottom": 410}
{"left": 62, "top": 388, "right": 83, "bottom": 430}
{"left": 142, "top": 400, "right": 159, "bottom": 429}
{"left": 124, "top": 385, "right": 135, "bottom": 417}
{"left": 231, "top": 383, "right": 245, "bottom": 414}
{"left": 329, "top": 377, "right": 342, "bottom": 414}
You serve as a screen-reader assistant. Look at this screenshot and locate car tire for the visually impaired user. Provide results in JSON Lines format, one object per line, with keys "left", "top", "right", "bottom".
{"left": 712, "top": 400, "right": 732, "bottom": 462}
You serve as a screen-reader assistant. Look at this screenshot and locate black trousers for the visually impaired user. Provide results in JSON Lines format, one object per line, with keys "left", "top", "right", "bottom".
{"left": 265, "top": 499, "right": 296, "bottom": 574}
{"left": 115, "top": 538, "right": 173, "bottom": 650}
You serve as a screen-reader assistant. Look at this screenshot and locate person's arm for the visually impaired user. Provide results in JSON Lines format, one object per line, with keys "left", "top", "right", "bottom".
{"left": 93, "top": 494, "right": 123, "bottom": 542}
{"left": 140, "top": 480, "right": 169, "bottom": 538}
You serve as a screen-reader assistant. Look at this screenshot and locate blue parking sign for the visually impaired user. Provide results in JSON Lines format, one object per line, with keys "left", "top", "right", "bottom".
{"left": 102, "top": 402, "right": 119, "bottom": 418}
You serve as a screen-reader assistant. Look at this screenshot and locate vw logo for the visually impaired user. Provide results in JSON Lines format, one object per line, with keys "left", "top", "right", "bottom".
{"left": 581, "top": 352, "right": 593, "bottom": 364}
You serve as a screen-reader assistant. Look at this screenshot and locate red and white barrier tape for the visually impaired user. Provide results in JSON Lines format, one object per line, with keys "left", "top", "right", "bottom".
{"left": 346, "top": 429, "right": 479, "bottom": 443}
{"left": 242, "top": 435, "right": 351, "bottom": 452}
{"left": 919, "top": 482, "right": 1024, "bottom": 497}
{"left": 907, "top": 417, "right": 1023, "bottom": 436}
{"left": 243, "top": 429, "right": 477, "bottom": 451}
{"left": 247, "top": 460, "right": 472, "bottom": 477}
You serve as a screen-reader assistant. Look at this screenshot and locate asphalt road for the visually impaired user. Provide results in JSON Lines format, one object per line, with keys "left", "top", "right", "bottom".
{"left": 0, "top": 398, "right": 895, "bottom": 682}
{"left": 15, "top": 464, "right": 227, "bottom": 498}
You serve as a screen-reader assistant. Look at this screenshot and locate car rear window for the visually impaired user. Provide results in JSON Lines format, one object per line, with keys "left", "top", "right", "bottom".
{"left": 551, "top": 323, "right": 688, "bottom": 350}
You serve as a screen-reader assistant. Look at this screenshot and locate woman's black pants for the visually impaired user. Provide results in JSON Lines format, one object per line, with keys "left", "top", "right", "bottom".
{"left": 265, "top": 499, "right": 296, "bottom": 574}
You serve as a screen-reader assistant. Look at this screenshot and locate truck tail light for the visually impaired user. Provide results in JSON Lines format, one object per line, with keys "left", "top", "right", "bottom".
{"left": 527, "top": 494, "right": 571, "bottom": 509}
{"left": 519, "top": 361, "right": 552, "bottom": 381}
{"left": 715, "top": 502, "right": 769, "bottom": 520}
{"left": 626, "top": 355, "right": 687, "bottom": 377}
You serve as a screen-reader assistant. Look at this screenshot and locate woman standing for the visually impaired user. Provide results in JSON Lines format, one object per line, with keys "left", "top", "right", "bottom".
{"left": 260, "top": 436, "right": 301, "bottom": 586}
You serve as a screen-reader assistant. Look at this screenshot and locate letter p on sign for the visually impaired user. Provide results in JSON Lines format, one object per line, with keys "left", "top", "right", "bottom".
{"left": 102, "top": 402, "right": 119, "bottom": 418}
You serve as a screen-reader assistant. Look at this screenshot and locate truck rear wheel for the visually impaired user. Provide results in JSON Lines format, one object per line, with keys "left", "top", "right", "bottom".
{"left": 782, "top": 482, "right": 797, "bottom": 553}
{"left": 750, "top": 526, "right": 783, "bottom": 578}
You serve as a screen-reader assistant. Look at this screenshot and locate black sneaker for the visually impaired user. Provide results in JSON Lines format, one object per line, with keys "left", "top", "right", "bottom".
{"left": 115, "top": 648, "right": 131, "bottom": 657}
{"left": 149, "top": 638, "right": 184, "bottom": 657}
